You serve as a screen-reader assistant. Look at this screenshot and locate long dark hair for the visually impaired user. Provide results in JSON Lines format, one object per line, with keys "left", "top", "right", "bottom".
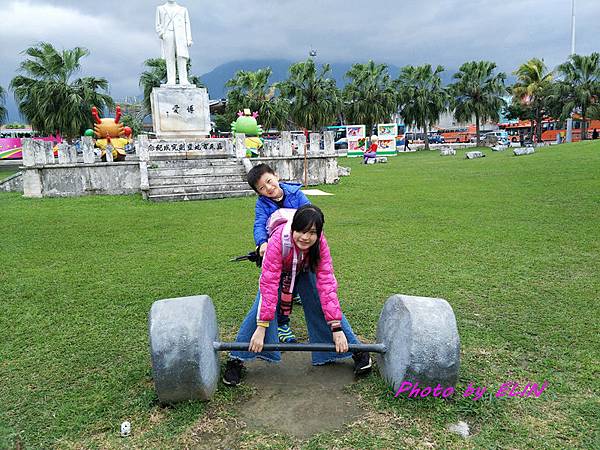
{"left": 291, "top": 205, "right": 325, "bottom": 271}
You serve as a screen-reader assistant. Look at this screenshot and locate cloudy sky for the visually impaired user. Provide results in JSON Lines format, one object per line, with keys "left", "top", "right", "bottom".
{"left": 1, "top": 0, "right": 599, "bottom": 121}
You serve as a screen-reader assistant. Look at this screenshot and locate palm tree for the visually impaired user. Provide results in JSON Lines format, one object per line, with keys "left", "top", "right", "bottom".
{"left": 556, "top": 53, "right": 600, "bottom": 140}
{"left": 450, "top": 61, "right": 507, "bottom": 146}
{"left": 10, "top": 42, "right": 113, "bottom": 140}
{"left": 396, "top": 64, "right": 449, "bottom": 150}
{"left": 0, "top": 85, "right": 7, "bottom": 124}
{"left": 224, "top": 68, "right": 289, "bottom": 131}
{"left": 120, "top": 113, "right": 143, "bottom": 136}
{"left": 278, "top": 59, "right": 340, "bottom": 131}
{"left": 139, "top": 58, "right": 203, "bottom": 117}
{"left": 511, "top": 58, "right": 553, "bottom": 142}
{"left": 343, "top": 60, "right": 397, "bottom": 136}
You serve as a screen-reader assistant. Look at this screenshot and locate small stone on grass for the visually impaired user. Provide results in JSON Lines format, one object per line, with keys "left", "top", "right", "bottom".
{"left": 447, "top": 421, "right": 470, "bottom": 438}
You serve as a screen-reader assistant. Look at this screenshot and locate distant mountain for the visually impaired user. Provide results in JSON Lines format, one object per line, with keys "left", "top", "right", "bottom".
{"left": 200, "top": 59, "right": 291, "bottom": 99}
{"left": 200, "top": 58, "right": 419, "bottom": 99}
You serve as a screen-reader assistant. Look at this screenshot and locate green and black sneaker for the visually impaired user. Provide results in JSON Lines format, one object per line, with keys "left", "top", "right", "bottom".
{"left": 277, "top": 324, "right": 297, "bottom": 343}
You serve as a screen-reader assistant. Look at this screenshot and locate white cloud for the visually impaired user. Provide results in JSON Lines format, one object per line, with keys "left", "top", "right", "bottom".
{"left": 1, "top": 0, "right": 599, "bottom": 121}
{"left": 1, "top": 1, "right": 157, "bottom": 93}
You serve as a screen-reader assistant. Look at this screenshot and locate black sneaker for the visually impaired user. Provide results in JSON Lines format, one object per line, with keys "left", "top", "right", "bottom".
{"left": 352, "top": 352, "right": 372, "bottom": 376}
{"left": 222, "top": 359, "right": 244, "bottom": 386}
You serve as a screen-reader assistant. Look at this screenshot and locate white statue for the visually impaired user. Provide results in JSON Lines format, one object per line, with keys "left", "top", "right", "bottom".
{"left": 155, "top": 0, "right": 193, "bottom": 86}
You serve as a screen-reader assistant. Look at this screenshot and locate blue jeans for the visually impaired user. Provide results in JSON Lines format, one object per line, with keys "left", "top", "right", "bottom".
{"left": 230, "top": 271, "right": 361, "bottom": 365}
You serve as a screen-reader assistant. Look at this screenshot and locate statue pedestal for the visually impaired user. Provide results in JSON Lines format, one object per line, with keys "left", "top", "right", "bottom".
{"left": 150, "top": 86, "right": 211, "bottom": 138}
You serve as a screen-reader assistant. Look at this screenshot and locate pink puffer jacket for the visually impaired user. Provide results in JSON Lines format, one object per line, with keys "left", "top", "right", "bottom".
{"left": 257, "top": 224, "right": 342, "bottom": 326}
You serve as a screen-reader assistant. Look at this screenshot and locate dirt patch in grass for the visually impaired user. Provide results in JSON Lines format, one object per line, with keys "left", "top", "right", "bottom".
{"left": 185, "top": 352, "right": 365, "bottom": 447}
{"left": 237, "top": 352, "right": 363, "bottom": 438}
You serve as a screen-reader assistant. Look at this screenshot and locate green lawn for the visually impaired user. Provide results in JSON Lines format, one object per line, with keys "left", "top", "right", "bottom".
{"left": 0, "top": 167, "right": 19, "bottom": 181}
{"left": 1, "top": 142, "right": 599, "bottom": 448}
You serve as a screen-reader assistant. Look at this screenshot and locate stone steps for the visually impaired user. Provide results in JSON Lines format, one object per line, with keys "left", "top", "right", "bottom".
{"left": 149, "top": 166, "right": 245, "bottom": 177}
{"left": 149, "top": 158, "right": 240, "bottom": 169}
{"left": 148, "top": 181, "right": 250, "bottom": 196}
{"left": 145, "top": 157, "right": 253, "bottom": 202}
{"left": 147, "top": 189, "right": 255, "bottom": 202}
{"left": 148, "top": 173, "right": 246, "bottom": 187}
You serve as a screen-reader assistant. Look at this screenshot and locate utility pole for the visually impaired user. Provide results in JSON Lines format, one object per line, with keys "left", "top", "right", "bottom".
{"left": 565, "top": 0, "right": 575, "bottom": 142}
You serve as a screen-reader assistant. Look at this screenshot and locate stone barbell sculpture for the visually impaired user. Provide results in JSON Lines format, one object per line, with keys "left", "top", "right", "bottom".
{"left": 148, "top": 294, "right": 460, "bottom": 404}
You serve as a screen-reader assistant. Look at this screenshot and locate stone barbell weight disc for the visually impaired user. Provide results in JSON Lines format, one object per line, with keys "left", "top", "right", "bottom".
{"left": 148, "top": 295, "right": 220, "bottom": 404}
{"left": 376, "top": 294, "right": 460, "bottom": 392}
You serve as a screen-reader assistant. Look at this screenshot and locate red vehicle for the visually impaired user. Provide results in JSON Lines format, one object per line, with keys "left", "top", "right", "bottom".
{"left": 500, "top": 116, "right": 600, "bottom": 143}
{"left": 499, "top": 120, "right": 529, "bottom": 143}
{"left": 438, "top": 125, "right": 476, "bottom": 143}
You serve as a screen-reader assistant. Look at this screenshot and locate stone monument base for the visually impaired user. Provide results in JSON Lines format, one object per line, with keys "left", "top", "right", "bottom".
{"left": 150, "top": 86, "right": 211, "bottom": 139}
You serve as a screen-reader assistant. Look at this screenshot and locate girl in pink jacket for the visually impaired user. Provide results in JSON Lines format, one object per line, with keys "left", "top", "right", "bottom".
{"left": 223, "top": 205, "right": 372, "bottom": 386}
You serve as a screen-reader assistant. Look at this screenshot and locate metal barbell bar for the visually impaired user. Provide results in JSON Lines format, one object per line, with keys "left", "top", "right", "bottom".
{"left": 213, "top": 342, "right": 387, "bottom": 353}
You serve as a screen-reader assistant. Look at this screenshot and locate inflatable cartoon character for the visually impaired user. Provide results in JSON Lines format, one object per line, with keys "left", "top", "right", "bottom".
{"left": 90, "top": 106, "right": 132, "bottom": 161}
{"left": 231, "top": 109, "right": 264, "bottom": 157}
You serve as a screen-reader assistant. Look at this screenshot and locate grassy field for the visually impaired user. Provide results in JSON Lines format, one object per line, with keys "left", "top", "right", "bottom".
{"left": 0, "top": 167, "right": 19, "bottom": 181}
{"left": 1, "top": 142, "right": 599, "bottom": 448}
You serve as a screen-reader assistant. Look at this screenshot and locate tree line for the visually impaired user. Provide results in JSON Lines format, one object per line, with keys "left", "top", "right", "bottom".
{"left": 2, "top": 42, "right": 599, "bottom": 147}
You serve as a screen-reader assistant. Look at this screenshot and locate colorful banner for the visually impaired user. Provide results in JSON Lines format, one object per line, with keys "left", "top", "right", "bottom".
{"left": 377, "top": 138, "right": 396, "bottom": 156}
{"left": 346, "top": 125, "right": 366, "bottom": 157}
{"left": 377, "top": 123, "right": 397, "bottom": 138}
{"left": 0, "top": 136, "right": 61, "bottom": 159}
{"left": 346, "top": 125, "right": 365, "bottom": 138}
{"left": 347, "top": 137, "right": 367, "bottom": 157}
{"left": 376, "top": 123, "right": 397, "bottom": 155}
{"left": 0, "top": 138, "right": 23, "bottom": 159}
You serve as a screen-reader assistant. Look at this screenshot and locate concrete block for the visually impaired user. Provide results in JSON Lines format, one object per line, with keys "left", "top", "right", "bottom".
{"left": 235, "top": 134, "right": 246, "bottom": 158}
{"left": 465, "top": 151, "right": 485, "bottom": 159}
{"left": 150, "top": 86, "right": 211, "bottom": 139}
{"left": 323, "top": 131, "right": 335, "bottom": 155}
{"left": 309, "top": 133, "right": 320, "bottom": 154}
{"left": 57, "top": 143, "right": 72, "bottom": 164}
{"left": 514, "top": 147, "right": 535, "bottom": 156}
{"left": 22, "top": 169, "right": 42, "bottom": 198}
{"left": 137, "top": 135, "right": 150, "bottom": 162}
{"left": 22, "top": 139, "right": 36, "bottom": 167}
{"left": 105, "top": 145, "right": 114, "bottom": 162}
{"left": 295, "top": 134, "right": 306, "bottom": 157}
{"left": 149, "top": 295, "right": 219, "bottom": 403}
{"left": 281, "top": 131, "right": 292, "bottom": 157}
{"left": 82, "top": 136, "right": 95, "bottom": 164}
{"left": 376, "top": 294, "right": 460, "bottom": 392}
{"left": 45, "top": 142, "right": 56, "bottom": 164}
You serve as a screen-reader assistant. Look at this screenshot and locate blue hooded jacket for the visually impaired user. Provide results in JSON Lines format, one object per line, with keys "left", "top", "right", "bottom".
{"left": 253, "top": 182, "right": 311, "bottom": 246}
